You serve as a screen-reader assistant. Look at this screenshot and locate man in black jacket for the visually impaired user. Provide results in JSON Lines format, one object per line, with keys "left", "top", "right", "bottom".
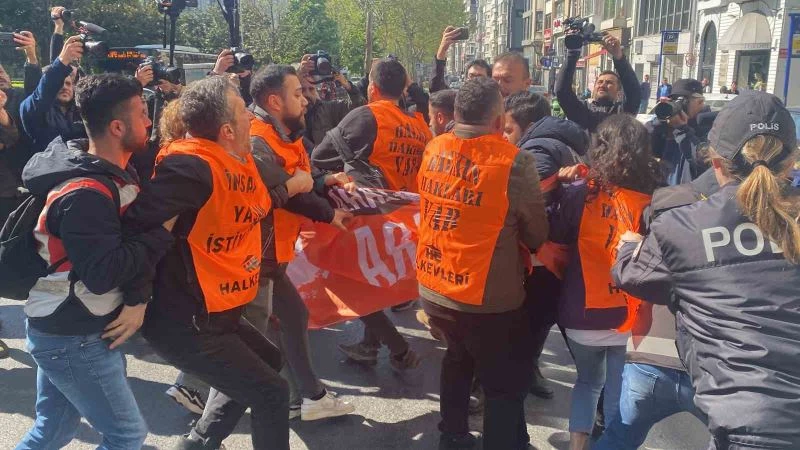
{"left": 555, "top": 33, "right": 640, "bottom": 132}
{"left": 17, "top": 73, "right": 174, "bottom": 449}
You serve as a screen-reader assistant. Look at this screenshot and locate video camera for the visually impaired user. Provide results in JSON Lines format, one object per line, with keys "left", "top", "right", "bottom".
{"left": 654, "top": 97, "right": 688, "bottom": 121}
{"left": 51, "top": 9, "right": 77, "bottom": 22}
{"left": 142, "top": 56, "right": 183, "bottom": 85}
{"left": 563, "top": 17, "right": 604, "bottom": 50}
{"left": 227, "top": 47, "right": 254, "bottom": 74}
{"left": 0, "top": 31, "right": 19, "bottom": 47}
{"left": 310, "top": 50, "right": 336, "bottom": 77}
{"left": 77, "top": 21, "right": 109, "bottom": 57}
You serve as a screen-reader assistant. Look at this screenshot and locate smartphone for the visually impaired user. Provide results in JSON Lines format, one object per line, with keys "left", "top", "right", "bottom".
{"left": 454, "top": 27, "right": 469, "bottom": 41}
{"left": 0, "top": 32, "right": 16, "bottom": 47}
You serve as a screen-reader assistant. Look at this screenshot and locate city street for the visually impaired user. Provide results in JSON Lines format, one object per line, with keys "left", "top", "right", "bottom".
{"left": 0, "top": 297, "right": 709, "bottom": 449}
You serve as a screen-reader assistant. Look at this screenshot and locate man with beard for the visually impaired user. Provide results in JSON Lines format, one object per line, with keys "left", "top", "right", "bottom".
{"left": 247, "top": 64, "right": 355, "bottom": 422}
{"left": 555, "top": 33, "right": 640, "bottom": 132}
{"left": 20, "top": 35, "right": 86, "bottom": 154}
{"left": 16, "top": 74, "right": 175, "bottom": 449}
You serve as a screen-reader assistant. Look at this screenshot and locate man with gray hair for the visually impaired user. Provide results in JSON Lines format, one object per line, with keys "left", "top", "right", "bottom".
{"left": 123, "top": 76, "right": 290, "bottom": 450}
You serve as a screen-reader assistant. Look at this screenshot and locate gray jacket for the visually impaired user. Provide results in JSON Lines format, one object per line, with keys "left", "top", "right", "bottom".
{"left": 613, "top": 183, "right": 800, "bottom": 446}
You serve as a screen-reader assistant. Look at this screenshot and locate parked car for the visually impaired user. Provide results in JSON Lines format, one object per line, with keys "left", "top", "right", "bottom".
{"left": 703, "top": 93, "right": 738, "bottom": 112}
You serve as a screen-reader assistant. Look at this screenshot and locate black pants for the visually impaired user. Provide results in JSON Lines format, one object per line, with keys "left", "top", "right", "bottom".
{"left": 360, "top": 310, "right": 408, "bottom": 355}
{"left": 425, "top": 302, "right": 533, "bottom": 450}
{"left": 525, "top": 268, "right": 562, "bottom": 364}
{"left": 143, "top": 315, "right": 288, "bottom": 450}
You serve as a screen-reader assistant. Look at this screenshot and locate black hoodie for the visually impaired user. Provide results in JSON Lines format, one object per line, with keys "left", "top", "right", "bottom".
{"left": 517, "top": 116, "right": 588, "bottom": 205}
{"left": 22, "top": 137, "right": 173, "bottom": 335}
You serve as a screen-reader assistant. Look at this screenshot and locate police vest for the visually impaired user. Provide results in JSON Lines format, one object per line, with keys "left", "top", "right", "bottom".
{"left": 578, "top": 185, "right": 651, "bottom": 331}
{"left": 158, "top": 138, "right": 271, "bottom": 313}
{"left": 416, "top": 132, "right": 517, "bottom": 306}
{"left": 250, "top": 117, "right": 309, "bottom": 263}
{"left": 367, "top": 100, "right": 432, "bottom": 192}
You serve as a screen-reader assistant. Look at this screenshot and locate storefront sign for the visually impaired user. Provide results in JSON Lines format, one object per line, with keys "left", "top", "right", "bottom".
{"left": 544, "top": 28, "right": 553, "bottom": 44}
{"left": 793, "top": 14, "right": 800, "bottom": 57}
{"left": 553, "top": 18, "right": 565, "bottom": 34}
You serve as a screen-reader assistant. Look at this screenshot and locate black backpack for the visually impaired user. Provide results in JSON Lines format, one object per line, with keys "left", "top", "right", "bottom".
{"left": 0, "top": 175, "right": 120, "bottom": 300}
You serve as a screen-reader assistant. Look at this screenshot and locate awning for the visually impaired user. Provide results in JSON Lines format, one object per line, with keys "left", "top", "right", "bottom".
{"left": 719, "top": 12, "right": 772, "bottom": 51}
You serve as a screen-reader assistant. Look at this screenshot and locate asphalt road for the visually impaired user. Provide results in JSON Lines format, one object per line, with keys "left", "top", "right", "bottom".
{"left": 0, "top": 297, "right": 709, "bottom": 449}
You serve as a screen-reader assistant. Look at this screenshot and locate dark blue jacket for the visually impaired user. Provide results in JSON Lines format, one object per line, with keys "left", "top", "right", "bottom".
{"left": 518, "top": 116, "right": 588, "bottom": 182}
{"left": 613, "top": 183, "right": 800, "bottom": 446}
{"left": 646, "top": 117, "right": 706, "bottom": 186}
{"left": 19, "top": 58, "right": 85, "bottom": 155}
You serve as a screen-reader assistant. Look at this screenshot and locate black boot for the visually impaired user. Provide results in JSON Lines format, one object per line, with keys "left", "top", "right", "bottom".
{"left": 439, "top": 432, "right": 479, "bottom": 449}
{"left": 529, "top": 365, "right": 554, "bottom": 399}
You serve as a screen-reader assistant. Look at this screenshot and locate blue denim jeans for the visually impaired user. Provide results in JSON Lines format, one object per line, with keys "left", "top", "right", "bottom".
{"left": 593, "top": 363, "right": 706, "bottom": 450}
{"left": 16, "top": 324, "right": 148, "bottom": 450}
{"left": 567, "top": 338, "right": 626, "bottom": 434}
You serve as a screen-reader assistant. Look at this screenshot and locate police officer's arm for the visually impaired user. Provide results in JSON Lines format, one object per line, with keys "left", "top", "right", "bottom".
{"left": 612, "top": 226, "right": 673, "bottom": 306}
{"left": 311, "top": 106, "right": 386, "bottom": 189}
{"left": 555, "top": 50, "right": 591, "bottom": 130}
{"left": 510, "top": 151, "right": 549, "bottom": 249}
{"left": 614, "top": 55, "right": 641, "bottom": 114}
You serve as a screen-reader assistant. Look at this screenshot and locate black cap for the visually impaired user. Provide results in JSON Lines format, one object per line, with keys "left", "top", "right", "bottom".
{"left": 670, "top": 79, "right": 704, "bottom": 98}
{"left": 708, "top": 91, "right": 797, "bottom": 161}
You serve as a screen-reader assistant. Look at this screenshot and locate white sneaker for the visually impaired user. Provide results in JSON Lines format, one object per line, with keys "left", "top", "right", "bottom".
{"left": 300, "top": 391, "right": 355, "bottom": 421}
{"left": 166, "top": 384, "right": 206, "bottom": 415}
{"left": 289, "top": 404, "right": 301, "bottom": 420}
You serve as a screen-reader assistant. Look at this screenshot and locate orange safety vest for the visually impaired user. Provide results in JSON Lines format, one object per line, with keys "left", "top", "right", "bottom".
{"left": 157, "top": 138, "right": 271, "bottom": 313}
{"left": 367, "top": 100, "right": 432, "bottom": 192}
{"left": 578, "top": 185, "right": 651, "bottom": 331}
{"left": 416, "top": 132, "right": 518, "bottom": 306}
{"left": 250, "top": 117, "right": 310, "bottom": 263}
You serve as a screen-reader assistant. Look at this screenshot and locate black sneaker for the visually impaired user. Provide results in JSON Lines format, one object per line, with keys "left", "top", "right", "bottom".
{"left": 166, "top": 384, "right": 207, "bottom": 415}
{"left": 174, "top": 435, "right": 226, "bottom": 450}
{"left": 338, "top": 342, "right": 379, "bottom": 364}
{"left": 439, "top": 432, "right": 479, "bottom": 449}
{"left": 0, "top": 339, "right": 9, "bottom": 359}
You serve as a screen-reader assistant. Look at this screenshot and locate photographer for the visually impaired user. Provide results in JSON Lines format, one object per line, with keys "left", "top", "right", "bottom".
{"left": 555, "top": 33, "right": 640, "bottom": 132}
{"left": 646, "top": 79, "right": 708, "bottom": 186}
{"left": 20, "top": 35, "right": 86, "bottom": 154}
{"left": 298, "top": 53, "right": 365, "bottom": 146}
{"left": 209, "top": 49, "right": 253, "bottom": 105}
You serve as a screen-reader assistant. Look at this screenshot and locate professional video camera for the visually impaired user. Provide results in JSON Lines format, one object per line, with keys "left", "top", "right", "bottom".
{"left": 654, "top": 97, "right": 688, "bottom": 121}
{"left": 142, "top": 56, "right": 183, "bottom": 85}
{"left": 228, "top": 47, "right": 254, "bottom": 74}
{"left": 77, "top": 21, "right": 109, "bottom": 57}
{"left": 563, "top": 17, "right": 604, "bottom": 50}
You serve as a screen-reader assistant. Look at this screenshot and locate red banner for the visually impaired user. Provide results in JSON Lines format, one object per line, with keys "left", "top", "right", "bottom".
{"left": 287, "top": 188, "right": 421, "bottom": 329}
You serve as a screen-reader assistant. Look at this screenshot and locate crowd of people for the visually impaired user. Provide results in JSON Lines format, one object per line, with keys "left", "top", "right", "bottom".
{"left": 1, "top": 9, "right": 799, "bottom": 450}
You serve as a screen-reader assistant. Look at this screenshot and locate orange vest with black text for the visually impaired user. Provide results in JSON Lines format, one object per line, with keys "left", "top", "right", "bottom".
{"left": 157, "top": 138, "right": 271, "bottom": 313}
{"left": 250, "top": 117, "right": 309, "bottom": 263}
{"left": 415, "top": 132, "right": 517, "bottom": 306}
{"left": 367, "top": 100, "right": 432, "bottom": 192}
{"left": 578, "top": 185, "right": 651, "bottom": 331}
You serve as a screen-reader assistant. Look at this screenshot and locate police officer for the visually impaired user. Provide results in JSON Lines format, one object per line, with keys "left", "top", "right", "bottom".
{"left": 613, "top": 91, "right": 800, "bottom": 449}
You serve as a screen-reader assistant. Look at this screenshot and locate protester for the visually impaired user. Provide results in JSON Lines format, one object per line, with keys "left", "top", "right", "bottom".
{"left": 555, "top": 34, "right": 640, "bottom": 132}
{"left": 20, "top": 35, "right": 86, "bottom": 154}
{"left": 593, "top": 169, "right": 719, "bottom": 450}
{"left": 247, "top": 64, "right": 355, "bottom": 421}
{"left": 298, "top": 54, "right": 365, "bottom": 146}
{"left": 657, "top": 77, "right": 672, "bottom": 99}
{"left": 502, "top": 91, "right": 551, "bottom": 145}
{"left": 312, "top": 57, "right": 429, "bottom": 370}
{"left": 123, "top": 76, "right": 286, "bottom": 449}
{"left": 418, "top": 77, "right": 548, "bottom": 449}
{"left": 429, "top": 89, "right": 456, "bottom": 136}
{"left": 15, "top": 74, "right": 175, "bottom": 450}
{"left": 639, "top": 74, "right": 651, "bottom": 113}
{"left": 613, "top": 91, "right": 800, "bottom": 449}
{"left": 492, "top": 52, "right": 532, "bottom": 98}
{"left": 547, "top": 114, "right": 662, "bottom": 450}
{"left": 647, "top": 78, "right": 708, "bottom": 185}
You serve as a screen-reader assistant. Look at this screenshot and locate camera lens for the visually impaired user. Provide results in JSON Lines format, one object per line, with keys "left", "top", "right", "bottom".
{"left": 235, "top": 52, "right": 254, "bottom": 70}
{"left": 83, "top": 40, "right": 108, "bottom": 57}
{"left": 316, "top": 57, "right": 332, "bottom": 76}
{"left": 564, "top": 34, "right": 584, "bottom": 51}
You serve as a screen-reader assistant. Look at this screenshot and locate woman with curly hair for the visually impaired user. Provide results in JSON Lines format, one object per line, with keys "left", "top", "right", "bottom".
{"left": 547, "top": 114, "right": 663, "bottom": 450}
